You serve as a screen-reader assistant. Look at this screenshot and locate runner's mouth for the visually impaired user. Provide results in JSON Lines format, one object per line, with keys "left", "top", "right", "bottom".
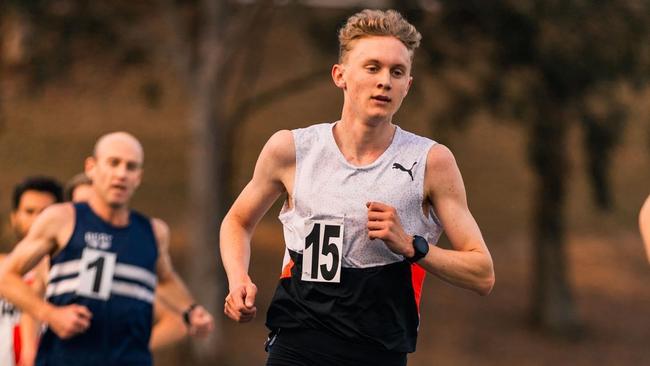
{"left": 110, "top": 184, "right": 127, "bottom": 192}
{"left": 371, "top": 95, "right": 391, "bottom": 102}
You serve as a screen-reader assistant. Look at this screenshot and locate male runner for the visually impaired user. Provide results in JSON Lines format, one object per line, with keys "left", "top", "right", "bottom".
{"left": 65, "top": 172, "right": 188, "bottom": 350}
{"left": 220, "top": 9, "right": 495, "bottom": 366}
{"left": 0, "top": 132, "right": 213, "bottom": 366}
{"left": 1, "top": 176, "right": 63, "bottom": 366}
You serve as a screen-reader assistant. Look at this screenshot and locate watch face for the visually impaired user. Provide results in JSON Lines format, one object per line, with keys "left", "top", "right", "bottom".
{"left": 408, "top": 235, "right": 429, "bottom": 263}
{"left": 413, "top": 236, "right": 429, "bottom": 254}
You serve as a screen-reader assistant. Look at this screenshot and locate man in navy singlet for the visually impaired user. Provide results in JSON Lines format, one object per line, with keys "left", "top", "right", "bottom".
{"left": 0, "top": 132, "right": 214, "bottom": 366}
{"left": 220, "top": 9, "right": 495, "bottom": 366}
{"left": 64, "top": 172, "right": 188, "bottom": 350}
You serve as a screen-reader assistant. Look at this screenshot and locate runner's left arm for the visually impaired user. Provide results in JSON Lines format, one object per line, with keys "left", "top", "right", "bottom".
{"left": 149, "top": 298, "right": 187, "bottom": 350}
{"left": 152, "top": 218, "right": 214, "bottom": 337}
{"left": 367, "top": 144, "right": 494, "bottom": 295}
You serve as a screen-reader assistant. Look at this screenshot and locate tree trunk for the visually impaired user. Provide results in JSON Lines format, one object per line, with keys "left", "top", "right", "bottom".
{"left": 186, "top": 89, "right": 223, "bottom": 364}
{"left": 528, "top": 111, "right": 581, "bottom": 338}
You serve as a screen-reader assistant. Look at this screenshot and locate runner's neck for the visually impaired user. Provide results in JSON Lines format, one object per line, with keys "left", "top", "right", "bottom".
{"left": 332, "top": 119, "right": 396, "bottom": 166}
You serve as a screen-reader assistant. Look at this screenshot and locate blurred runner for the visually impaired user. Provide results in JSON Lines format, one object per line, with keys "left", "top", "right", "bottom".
{"left": 0, "top": 132, "right": 213, "bottom": 366}
{"left": 1, "top": 176, "right": 63, "bottom": 366}
{"left": 65, "top": 172, "right": 188, "bottom": 350}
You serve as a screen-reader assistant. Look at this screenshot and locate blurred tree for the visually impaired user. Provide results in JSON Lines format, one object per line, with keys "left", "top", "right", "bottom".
{"left": 396, "top": 0, "right": 650, "bottom": 336}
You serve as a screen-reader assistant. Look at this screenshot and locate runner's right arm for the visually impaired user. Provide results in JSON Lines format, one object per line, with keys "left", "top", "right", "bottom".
{"left": 0, "top": 204, "right": 92, "bottom": 339}
{"left": 220, "top": 130, "right": 295, "bottom": 323}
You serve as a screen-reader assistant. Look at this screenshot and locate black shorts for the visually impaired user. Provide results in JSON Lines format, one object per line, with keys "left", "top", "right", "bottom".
{"left": 265, "top": 328, "right": 407, "bottom": 366}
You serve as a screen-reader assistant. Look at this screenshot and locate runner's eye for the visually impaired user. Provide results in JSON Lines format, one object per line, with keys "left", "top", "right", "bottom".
{"left": 126, "top": 162, "right": 140, "bottom": 171}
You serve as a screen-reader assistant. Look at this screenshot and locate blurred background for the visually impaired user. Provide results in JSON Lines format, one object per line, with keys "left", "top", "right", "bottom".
{"left": 1, "top": 0, "right": 649, "bottom": 365}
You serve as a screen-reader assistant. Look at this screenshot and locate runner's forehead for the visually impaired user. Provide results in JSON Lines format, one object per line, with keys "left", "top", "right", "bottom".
{"left": 94, "top": 134, "right": 144, "bottom": 163}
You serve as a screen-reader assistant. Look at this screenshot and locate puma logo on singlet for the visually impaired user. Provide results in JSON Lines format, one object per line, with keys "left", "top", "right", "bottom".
{"left": 392, "top": 162, "right": 417, "bottom": 181}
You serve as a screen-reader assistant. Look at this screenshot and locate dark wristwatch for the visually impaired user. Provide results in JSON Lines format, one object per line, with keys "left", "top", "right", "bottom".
{"left": 406, "top": 235, "right": 429, "bottom": 263}
{"left": 182, "top": 303, "right": 198, "bottom": 326}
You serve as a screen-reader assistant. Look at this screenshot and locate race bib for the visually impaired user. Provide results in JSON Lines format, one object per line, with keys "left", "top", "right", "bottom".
{"left": 301, "top": 219, "right": 344, "bottom": 283}
{"left": 77, "top": 248, "right": 116, "bottom": 300}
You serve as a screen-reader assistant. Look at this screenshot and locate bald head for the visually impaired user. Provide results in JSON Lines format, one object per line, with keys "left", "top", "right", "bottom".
{"left": 93, "top": 132, "right": 144, "bottom": 164}
{"left": 86, "top": 132, "right": 145, "bottom": 209}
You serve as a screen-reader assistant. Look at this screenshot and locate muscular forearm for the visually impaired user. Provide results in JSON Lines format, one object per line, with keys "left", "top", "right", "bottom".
{"left": 220, "top": 215, "right": 254, "bottom": 289}
{"left": 149, "top": 311, "right": 186, "bottom": 350}
{"left": 0, "top": 273, "right": 53, "bottom": 323}
{"left": 417, "top": 245, "right": 494, "bottom": 296}
{"left": 156, "top": 273, "right": 195, "bottom": 314}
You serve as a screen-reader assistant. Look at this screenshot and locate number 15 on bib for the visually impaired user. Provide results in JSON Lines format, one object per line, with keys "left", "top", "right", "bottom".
{"left": 302, "top": 219, "right": 343, "bottom": 283}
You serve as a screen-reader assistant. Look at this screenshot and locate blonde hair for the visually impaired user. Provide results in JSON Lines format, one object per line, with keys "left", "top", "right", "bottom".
{"left": 338, "top": 9, "right": 421, "bottom": 62}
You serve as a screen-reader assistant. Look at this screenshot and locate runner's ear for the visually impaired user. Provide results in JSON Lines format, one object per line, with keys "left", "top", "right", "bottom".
{"left": 84, "top": 156, "right": 96, "bottom": 180}
{"left": 332, "top": 64, "right": 346, "bottom": 90}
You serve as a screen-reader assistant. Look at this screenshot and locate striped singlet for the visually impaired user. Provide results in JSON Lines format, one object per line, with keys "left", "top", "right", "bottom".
{"left": 37, "top": 203, "right": 158, "bottom": 366}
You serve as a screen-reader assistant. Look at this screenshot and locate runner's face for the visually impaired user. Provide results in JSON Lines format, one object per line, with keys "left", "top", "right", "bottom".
{"left": 87, "top": 139, "right": 143, "bottom": 209}
{"left": 10, "top": 190, "right": 57, "bottom": 240}
{"left": 334, "top": 36, "right": 413, "bottom": 123}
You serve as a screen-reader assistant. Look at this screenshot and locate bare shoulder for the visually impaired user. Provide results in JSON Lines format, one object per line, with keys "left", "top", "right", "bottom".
{"left": 426, "top": 143, "right": 461, "bottom": 178}
{"left": 427, "top": 143, "right": 456, "bottom": 168}
{"left": 5, "top": 203, "right": 75, "bottom": 264}
{"left": 261, "top": 130, "right": 295, "bottom": 168}
{"left": 33, "top": 203, "right": 75, "bottom": 237}
{"left": 641, "top": 195, "right": 650, "bottom": 223}
{"left": 642, "top": 195, "right": 650, "bottom": 214}
{"left": 423, "top": 143, "right": 468, "bottom": 205}
{"left": 150, "top": 217, "right": 170, "bottom": 243}
{"left": 40, "top": 202, "right": 75, "bottom": 223}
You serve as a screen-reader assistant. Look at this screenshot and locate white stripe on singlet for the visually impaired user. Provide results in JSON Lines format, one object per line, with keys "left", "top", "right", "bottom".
{"left": 47, "top": 260, "right": 156, "bottom": 303}
{"left": 49, "top": 260, "right": 155, "bottom": 287}
{"left": 114, "top": 264, "right": 157, "bottom": 289}
{"left": 110, "top": 281, "right": 155, "bottom": 303}
{"left": 46, "top": 278, "right": 80, "bottom": 298}
{"left": 49, "top": 259, "right": 81, "bottom": 280}
{"left": 46, "top": 278, "right": 155, "bottom": 304}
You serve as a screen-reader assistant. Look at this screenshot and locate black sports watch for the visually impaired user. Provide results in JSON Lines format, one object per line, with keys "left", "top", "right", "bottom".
{"left": 406, "top": 235, "right": 429, "bottom": 263}
{"left": 182, "top": 303, "right": 198, "bottom": 326}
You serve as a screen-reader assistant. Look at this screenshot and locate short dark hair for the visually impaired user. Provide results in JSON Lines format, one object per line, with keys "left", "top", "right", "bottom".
{"left": 12, "top": 176, "right": 64, "bottom": 210}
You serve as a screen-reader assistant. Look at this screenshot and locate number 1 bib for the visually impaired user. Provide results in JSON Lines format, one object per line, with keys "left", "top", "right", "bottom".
{"left": 301, "top": 218, "right": 344, "bottom": 283}
{"left": 77, "top": 248, "right": 117, "bottom": 300}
